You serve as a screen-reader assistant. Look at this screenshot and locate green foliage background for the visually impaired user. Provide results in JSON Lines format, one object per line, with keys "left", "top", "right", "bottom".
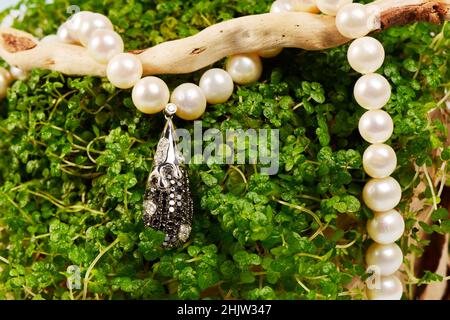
{"left": 0, "top": 0, "right": 449, "bottom": 300}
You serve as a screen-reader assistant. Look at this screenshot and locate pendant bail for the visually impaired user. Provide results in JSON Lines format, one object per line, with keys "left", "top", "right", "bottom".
{"left": 142, "top": 103, "right": 193, "bottom": 247}
{"left": 164, "top": 103, "right": 177, "bottom": 119}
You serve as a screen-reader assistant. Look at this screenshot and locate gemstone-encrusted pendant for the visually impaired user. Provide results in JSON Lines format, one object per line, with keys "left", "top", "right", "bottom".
{"left": 143, "top": 104, "right": 193, "bottom": 247}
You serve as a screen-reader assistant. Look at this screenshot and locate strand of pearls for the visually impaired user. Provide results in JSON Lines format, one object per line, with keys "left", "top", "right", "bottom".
{"left": 318, "top": 0, "right": 405, "bottom": 300}
{"left": 4, "top": 3, "right": 326, "bottom": 114}
{"left": 48, "top": 5, "right": 317, "bottom": 121}
{"left": 47, "top": 11, "right": 267, "bottom": 120}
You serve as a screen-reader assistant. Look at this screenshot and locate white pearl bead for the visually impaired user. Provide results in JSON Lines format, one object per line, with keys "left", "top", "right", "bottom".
{"left": 199, "top": 68, "right": 234, "bottom": 104}
{"left": 348, "top": 37, "right": 385, "bottom": 74}
{"left": 10, "top": 66, "right": 28, "bottom": 81}
{"left": 67, "top": 11, "right": 92, "bottom": 41}
{"left": 0, "top": 72, "right": 10, "bottom": 99}
{"left": 106, "top": 53, "right": 143, "bottom": 89}
{"left": 271, "top": 0, "right": 294, "bottom": 13}
{"left": 367, "top": 210, "right": 405, "bottom": 244}
{"left": 366, "top": 242, "right": 403, "bottom": 276}
{"left": 226, "top": 53, "right": 263, "bottom": 85}
{"left": 359, "top": 110, "right": 393, "bottom": 144}
{"left": 171, "top": 83, "right": 207, "bottom": 120}
{"left": 78, "top": 13, "right": 113, "bottom": 47}
{"left": 354, "top": 73, "right": 391, "bottom": 110}
{"left": 40, "top": 34, "right": 59, "bottom": 43}
{"left": 0, "top": 67, "right": 12, "bottom": 84}
{"left": 57, "top": 22, "right": 76, "bottom": 44}
{"left": 87, "top": 29, "right": 124, "bottom": 64}
{"left": 316, "top": 0, "right": 352, "bottom": 16}
{"left": 363, "top": 177, "right": 402, "bottom": 212}
{"left": 258, "top": 48, "right": 283, "bottom": 58}
{"left": 132, "top": 76, "right": 170, "bottom": 114}
{"left": 335, "top": 3, "right": 371, "bottom": 39}
{"left": 367, "top": 275, "right": 403, "bottom": 300}
{"left": 363, "top": 144, "right": 397, "bottom": 178}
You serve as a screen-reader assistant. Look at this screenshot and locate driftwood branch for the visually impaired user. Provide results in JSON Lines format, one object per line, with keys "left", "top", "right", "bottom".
{"left": 0, "top": 0, "right": 448, "bottom": 77}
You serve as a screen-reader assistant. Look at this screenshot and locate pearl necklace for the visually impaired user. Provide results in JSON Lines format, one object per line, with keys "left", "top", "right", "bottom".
{"left": 0, "top": 0, "right": 408, "bottom": 300}
{"left": 333, "top": 1, "right": 404, "bottom": 301}
{"left": 255, "top": 0, "right": 406, "bottom": 300}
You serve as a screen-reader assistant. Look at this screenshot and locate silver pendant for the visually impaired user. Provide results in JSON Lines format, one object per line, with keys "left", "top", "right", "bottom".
{"left": 143, "top": 104, "right": 193, "bottom": 247}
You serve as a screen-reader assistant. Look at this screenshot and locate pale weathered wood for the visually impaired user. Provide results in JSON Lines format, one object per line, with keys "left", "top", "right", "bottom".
{"left": 0, "top": 0, "right": 448, "bottom": 77}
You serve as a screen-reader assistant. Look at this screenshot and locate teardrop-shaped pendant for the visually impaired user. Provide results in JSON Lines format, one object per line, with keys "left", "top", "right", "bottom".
{"left": 143, "top": 104, "right": 193, "bottom": 247}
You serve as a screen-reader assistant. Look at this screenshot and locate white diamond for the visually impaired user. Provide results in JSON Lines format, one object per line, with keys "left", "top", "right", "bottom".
{"left": 178, "top": 224, "right": 191, "bottom": 242}
{"left": 143, "top": 200, "right": 157, "bottom": 216}
{"left": 165, "top": 103, "right": 177, "bottom": 115}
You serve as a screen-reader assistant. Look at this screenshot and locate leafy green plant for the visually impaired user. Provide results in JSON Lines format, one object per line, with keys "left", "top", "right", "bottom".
{"left": 0, "top": 0, "right": 449, "bottom": 300}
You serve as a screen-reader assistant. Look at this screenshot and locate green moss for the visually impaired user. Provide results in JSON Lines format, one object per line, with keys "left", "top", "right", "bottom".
{"left": 0, "top": 0, "right": 449, "bottom": 300}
